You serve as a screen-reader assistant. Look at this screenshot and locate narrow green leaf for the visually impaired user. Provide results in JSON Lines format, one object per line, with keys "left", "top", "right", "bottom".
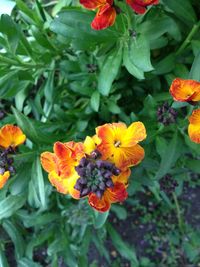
{"left": 189, "top": 51, "right": 200, "bottom": 81}
{"left": 94, "top": 210, "right": 109, "bottom": 229}
{"left": 2, "top": 220, "right": 25, "bottom": 260}
{"left": 0, "top": 246, "right": 9, "bottom": 267}
{"left": 107, "top": 223, "right": 138, "bottom": 266}
{"left": 98, "top": 45, "right": 122, "bottom": 96}
{"left": 0, "top": 195, "right": 25, "bottom": 220}
{"left": 29, "top": 157, "right": 46, "bottom": 209}
{"left": 90, "top": 91, "right": 100, "bottom": 112}
{"left": 155, "top": 132, "right": 182, "bottom": 180}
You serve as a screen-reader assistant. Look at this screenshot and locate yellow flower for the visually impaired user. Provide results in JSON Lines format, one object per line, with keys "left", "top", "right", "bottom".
{"left": 95, "top": 122, "right": 146, "bottom": 169}
{"left": 188, "top": 109, "right": 200, "bottom": 144}
{"left": 0, "top": 171, "right": 10, "bottom": 189}
{"left": 0, "top": 124, "right": 26, "bottom": 149}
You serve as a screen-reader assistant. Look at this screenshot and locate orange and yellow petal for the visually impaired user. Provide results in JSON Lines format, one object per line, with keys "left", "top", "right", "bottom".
{"left": 91, "top": 5, "right": 116, "bottom": 30}
{"left": 106, "top": 182, "right": 128, "bottom": 203}
{"left": 88, "top": 193, "right": 111, "bottom": 212}
{"left": 117, "top": 144, "right": 145, "bottom": 169}
{"left": 88, "top": 182, "right": 127, "bottom": 212}
{"left": 40, "top": 152, "right": 58, "bottom": 173}
{"left": 0, "top": 125, "right": 26, "bottom": 149}
{"left": 48, "top": 170, "right": 80, "bottom": 198}
{"left": 170, "top": 78, "right": 200, "bottom": 102}
{"left": 112, "top": 168, "right": 131, "bottom": 184}
{"left": 83, "top": 135, "right": 101, "bottom": 155}
{"left": 123, "top": 121, "right": 146, "bottom": 147}
{"left": 188, "top": 109, "right": 200, "bottom": 144}
{"left": 64, "top": 141, "right": 85, "bottom": 160}
{"left": 0, "top": 171, "right": 10, "bottom": 189}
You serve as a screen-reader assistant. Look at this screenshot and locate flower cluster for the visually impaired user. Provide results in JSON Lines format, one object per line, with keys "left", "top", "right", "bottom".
{"left": 0, "top": 124, "right": 26, "bottom": 189}
{"left": 79, "top": 0, "right": 159, "bottom": 30}
{"left": 157, "top": 102, "right": 177, "bottom": 126}
{"left": 169, "top": 78, "right": 200, "bottom": 144}
{"left": 41, "top": 122, "right": 146, "bottom": 212}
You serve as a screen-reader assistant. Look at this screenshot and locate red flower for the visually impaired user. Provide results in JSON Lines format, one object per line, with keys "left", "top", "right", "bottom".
{"left": 126, "top": 0, "right": 159, "bottom": 14}
{"left": 80, "top": 0, "right": 116, "bottom": 30}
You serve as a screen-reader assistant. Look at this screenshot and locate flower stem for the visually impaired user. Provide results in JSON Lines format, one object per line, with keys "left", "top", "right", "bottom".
{"left": 176, "top": 20, "right": 200, "bottom": 55}
{"left": 172, "top": 192, "right": 184, "bottom": 235}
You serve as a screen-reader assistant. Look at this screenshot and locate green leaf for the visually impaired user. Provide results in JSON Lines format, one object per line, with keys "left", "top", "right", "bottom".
{"left": 189, "top": 51, "right": 200, "bottom": 81}
{"left": 18, "top": 258, "right": 42, "bottom": 267}
{"left": 107, "top": 223, "right": 138, "bottom": 266}
{"left": 2, "top": 220, "right": 25, "bottom": 260}
{"left": 90, "top": 91, "right": 100, "bottom": 112}
{"left": 185, "top": 159, "right": 200, "bottom": 174}
{"left": 162, "top": 0, "right": 197, "bottom": 24}
{"left": 50, "top": 9, "right": 118, "bottom": 48}
{"left": 98, "top": 45, "right": 122, "bottom": 96}
{"left": 94, "top": 210, "right": 109, "bottom": 229}
{"left": 111, "top": 205, "right": 127, "bottom": 220}
{"left": 123, "top": 43, "right": 144, "bottom": 79}
{"left": 129, "top": 35, "right": 153, "bottom": 72}
{"left": 29, "top": 157, "right": 46, "bottom": 209}
{"left": 0, "top": 15, "right": 19, "bottom": 53}
{"left": 155, "top": 132, "right": 183, "bottom": 180}
{"left": 0, "top": 195, "right": 25, "bottom": 220}
{"left": 0, "top": 246, "right": 9, "bottom": 267}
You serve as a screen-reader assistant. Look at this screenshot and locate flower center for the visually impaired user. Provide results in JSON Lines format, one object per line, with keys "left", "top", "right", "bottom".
{"left": 74, "top": 151, "right": 120, "bottom": 199}
{"left": 114, "top": 140, "right": 121, "bottom": 147}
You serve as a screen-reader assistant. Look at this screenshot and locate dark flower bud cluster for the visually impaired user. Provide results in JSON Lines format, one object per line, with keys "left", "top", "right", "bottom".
{"left": 74, "top": 150, "right": 120, "bottom": 199}
{"left": 0, "top": 146, "right": 16, "bottom": 175}
{"left": 86, "top": 64, "right": 98, "bottom": 73}
{"left": 160, "top": 174, "right": 178, "bottom": 195}
{"left": 157, "top": 102, "right": 177, "bottom": 126}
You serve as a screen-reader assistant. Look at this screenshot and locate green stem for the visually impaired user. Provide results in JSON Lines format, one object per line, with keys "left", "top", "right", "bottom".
{"left": 176, "top": 20, "right": 200, "bottom": 55}
{"left": 172, "top": 192, "right": 184, "bottom": 235}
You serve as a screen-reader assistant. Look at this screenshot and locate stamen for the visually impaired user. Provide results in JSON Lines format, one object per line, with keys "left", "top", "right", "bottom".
{"left": 114, "top": 140, "right": 121, "bottom": 147}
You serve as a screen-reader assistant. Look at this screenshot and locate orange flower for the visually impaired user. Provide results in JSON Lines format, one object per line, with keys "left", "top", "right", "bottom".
{"left": 0, "top": 171, "right": 10, "bottom": 189}
{"left": 126, "top": 0, "right": 159, "bottom": 14}
{"left": 169, "top": 78, "right": 200, "bottom": 102}
{"left": 88, "top": 182, "right": 127, "bottom": 212}
{"left": 0, "top": 124, "right": 26, "bottom": 149}
{"left": 95, "top": 122, "right": 146, "bottom": 169}
{"left": 41, "top": 141, "right": 85, "bottom": 198}
{"left": 41, "top": 121, "right": 146, "bottom": 212}
{"left": 188, "top": 109, "right": 200, "bottom": 144}
{"left": 80, "top": 0, "right": 116, "bottom": 30}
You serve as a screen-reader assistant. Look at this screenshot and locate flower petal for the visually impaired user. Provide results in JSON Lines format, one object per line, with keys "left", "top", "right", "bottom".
{"left": 106, "top": 182, "right": 128, "bottom": 203}
{"left": 170, "top": 78, "right": 200, "bottom": 102}
{"left": 80, "top": 0, "right": 107, "bottom": 9}
{"left": 91, "top": 5, "right": 116, "bottom": 30}
{"left": 112, "top": 168, "right": 131, "bottom": 184}
{"left": 123, "top": 121, "right": 146, "bottom": 147}
{"left": 0, "top": 124, "right": 26, "bottom": 149}
{"left": 88, "top": 193, "right": 111, "bottom": 212}
{"left": 126, "top": 0, "right": 159, "bottom": 14}
{"left": 40, "top": 152, "right": 57, "bottom": 173}
{"left": 0, "top": 171, "right": 10, "bottom": 189}
{"left": 188, "top": 109, "right": 200, "bottom": 143}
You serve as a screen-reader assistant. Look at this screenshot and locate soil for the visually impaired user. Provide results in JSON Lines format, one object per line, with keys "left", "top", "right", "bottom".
{"left": 3, "top": 183, "right": 200, "bottom": 267}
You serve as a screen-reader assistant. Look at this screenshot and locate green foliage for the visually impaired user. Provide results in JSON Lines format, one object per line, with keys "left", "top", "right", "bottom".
{"left": 0, "top": 0, "right": 200, "bottom": 266}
